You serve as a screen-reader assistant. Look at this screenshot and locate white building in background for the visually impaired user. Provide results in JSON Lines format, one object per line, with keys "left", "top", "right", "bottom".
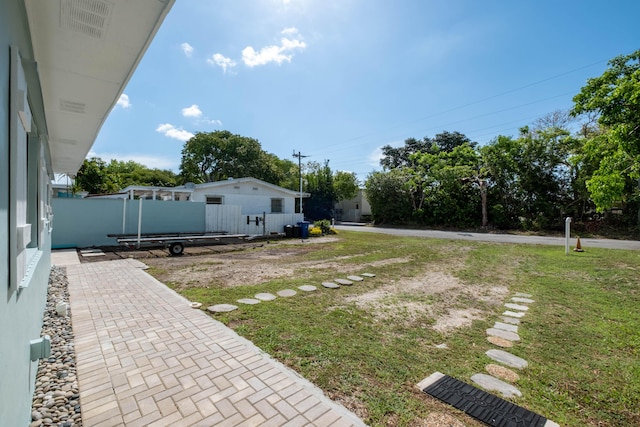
{"left": 334, "top": 189, "right": 372, "bottom": 223}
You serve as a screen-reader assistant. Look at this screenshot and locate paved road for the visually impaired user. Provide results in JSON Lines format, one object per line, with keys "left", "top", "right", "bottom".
{"left": 334, "top": 224, "right": 640, "bottom": 250}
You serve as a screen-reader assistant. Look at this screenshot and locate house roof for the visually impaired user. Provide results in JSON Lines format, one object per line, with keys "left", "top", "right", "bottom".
{"left": 179, "top": 177, "right": 310, "bottom": 198}
{"left": 24, "top": 0, "right": 175, "bottom": 175}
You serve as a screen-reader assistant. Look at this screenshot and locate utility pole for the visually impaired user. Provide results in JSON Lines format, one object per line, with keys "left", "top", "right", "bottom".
{"left": 292, "top": 150, "right": 309, "bottom": 217}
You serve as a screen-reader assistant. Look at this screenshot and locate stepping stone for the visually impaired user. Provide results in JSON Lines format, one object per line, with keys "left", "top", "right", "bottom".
{"left": 486, "top": 328, "right": 520, "bottom": 342}
{"left": 277, "top": 289, "right": 297, "bottom": 297}
{"left": 486, "top": 349, "right": 528, "bottom": 369}
{"left": 500, "top": 316, "right": 520, "bottom": 325}
{"left": 511, "top": 297, "right": 535, "bottom": 304}
{"left": 514, "top": 292, "right": 532, "bottom": 298}
{"left": 487, "top": 336, "right": 513, "bottom": 348}
{"left": 237, "top": 298, "right": 260, "bottom": 305}
{"left": 207, "top": 304, "right": 238, "bottom": 313}
{"left": 493, "top": 322, "right": 518, "bottom": 333}
{"left": 298, "top": 285, "right": 317, "bottom": 292}
{"left": 471, "top": 373, "right": 522, "bottom": 398}
{"left": 322, "top": 282, "right": 340, "bottom": 289}
{"left": 434, "top": 343, "right": 448, "bottom": 349}
{"left": 347, "top": 275, "right": 364, "bottom": 281}
{"left": 190, "top": 302, "right": 202, "bottom": 309}
{"left": 486, "top": 364, "right": 520, "bottom": 382}
{"left": 505, "top": 303, "right": 529, "bottom": 311}
{"left": 503, "top": 310, "right": 525, "bottom": 318}
{"left": 361, "top": 273, "right": 376, "bottom": 277}
{"left": 255, "top": 293, "right": 277, "bottom": 301}
{"left": 334, "top": 278, "right": 354, "bottom": 286}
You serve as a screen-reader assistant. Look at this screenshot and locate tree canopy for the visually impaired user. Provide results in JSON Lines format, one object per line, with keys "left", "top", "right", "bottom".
{"left": 572, "top": 49, "right": 640, "bottom": 213}
{"left": 179, "top": 130, "right": 296, "bottom": 186}
{"left": 74, "top": 158, "right": 178, "bottom": 194}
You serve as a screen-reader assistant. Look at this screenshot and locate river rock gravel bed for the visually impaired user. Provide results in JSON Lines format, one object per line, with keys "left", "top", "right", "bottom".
{"left": 30, "top": 266, "right": 82, "bottom": 427}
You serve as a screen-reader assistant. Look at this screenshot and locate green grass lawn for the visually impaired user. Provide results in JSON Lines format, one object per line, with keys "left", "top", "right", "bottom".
{"left": 150, "top": 231, "right": 640, "bottom": 427}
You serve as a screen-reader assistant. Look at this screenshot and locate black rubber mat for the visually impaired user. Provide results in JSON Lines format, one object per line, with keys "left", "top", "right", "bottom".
{"left": 422, "top": 375, "right": 547, "bottom": 427}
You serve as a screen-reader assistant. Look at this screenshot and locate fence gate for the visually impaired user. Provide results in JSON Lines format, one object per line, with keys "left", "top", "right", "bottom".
{"left": 205, "top": 205, "right": 241, "bottom": 233}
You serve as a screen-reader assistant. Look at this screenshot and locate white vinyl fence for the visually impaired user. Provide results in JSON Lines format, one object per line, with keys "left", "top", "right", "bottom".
{"left": 205, "top": 205, "right": 303, "bottom": 235}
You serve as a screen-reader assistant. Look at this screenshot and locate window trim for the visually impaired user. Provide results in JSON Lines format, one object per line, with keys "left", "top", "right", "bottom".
{"left": 270, "top": 198, "right": 284, "bottom": 213}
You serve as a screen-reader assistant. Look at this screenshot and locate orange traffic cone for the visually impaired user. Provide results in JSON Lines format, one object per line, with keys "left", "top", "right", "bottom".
{"left": 574, "top": 237, "right": 584, "bottom": 252}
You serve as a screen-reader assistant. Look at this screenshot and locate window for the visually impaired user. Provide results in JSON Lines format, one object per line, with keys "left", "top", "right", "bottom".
{"left": 206, "top": 195, "right": 223, "bottom": 204}
{"left": 271, "top": 198, "right": 283, "bottom": 213}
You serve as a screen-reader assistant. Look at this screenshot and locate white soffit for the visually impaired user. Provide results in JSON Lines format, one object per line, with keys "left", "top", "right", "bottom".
{"left": 24, "top": 0, "right": 175, "bottom": 174}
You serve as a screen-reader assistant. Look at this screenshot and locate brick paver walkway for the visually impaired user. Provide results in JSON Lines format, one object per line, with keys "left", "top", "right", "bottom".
{"left": 65, "top": 259, "right": 366, "bottom": 427}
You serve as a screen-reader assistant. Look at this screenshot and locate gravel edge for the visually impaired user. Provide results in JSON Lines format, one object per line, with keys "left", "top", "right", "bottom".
{"left": 29, "top": 266, "right": 82, "bottom": 427}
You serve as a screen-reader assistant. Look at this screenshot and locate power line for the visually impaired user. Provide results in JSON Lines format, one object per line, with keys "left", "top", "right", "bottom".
{"left": 292, "top": 150, "right": 309, "bottom": 215}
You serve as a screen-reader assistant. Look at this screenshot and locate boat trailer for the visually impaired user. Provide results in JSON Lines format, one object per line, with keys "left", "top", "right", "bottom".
{"left": 110, "top": 232, "right": 250, "bottom": 256}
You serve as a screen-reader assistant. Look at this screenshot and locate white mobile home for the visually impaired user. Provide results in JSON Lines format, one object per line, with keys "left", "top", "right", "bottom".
{"left": 0, "top": 1, "right": 174, "bottom": 424}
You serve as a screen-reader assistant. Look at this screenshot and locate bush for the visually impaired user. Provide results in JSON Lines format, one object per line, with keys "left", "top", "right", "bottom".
{"left": 309, "top": 227, "right": 323, "bottom": 237}
{"left": 314, "top": 219, "right": 332, "bottom": 234}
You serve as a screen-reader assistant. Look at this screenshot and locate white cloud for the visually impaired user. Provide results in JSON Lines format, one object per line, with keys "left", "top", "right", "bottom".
{"left": 181, "top": 42, "right": 194, "bottom": 58}
{"left": 156, "top": 123, "right": 194, "bottom": 142}
{"left": 200, "top": 118, "right": 223, "bottom": 126}
{"left": 208, "top": 53, "right": 237, "bottom": 74}
{"left": 116, "top": 93, "right": 131, "bottom": 109}
{"left": 368, "top": 146, "right": 385, "bottom": 168}
{"left": 242, "top": 28, "right": 307, "bottom": 67}
{"left": 182, "top": 104, "right": 202, "bottom": 118}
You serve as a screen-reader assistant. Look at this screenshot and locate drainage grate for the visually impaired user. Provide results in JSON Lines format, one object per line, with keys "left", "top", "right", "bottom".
{"left": 422, "top": 374, "right": 546, "bottom": 427}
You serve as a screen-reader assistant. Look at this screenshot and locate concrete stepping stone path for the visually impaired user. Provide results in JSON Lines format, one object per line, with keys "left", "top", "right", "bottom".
{"left": 500, "top": 316, "right": 520, "bottom": 325}
{"left": 514, "top": 292, "right": 532, "bottom": 298}
{"left": 347, "top": 275, "right": 364, "bottom": 281}
{"left": 277, "top": 289, "right": 297, "bottom": 297}
{"left": 334, "top": 278, "right": 354, "bottom": 286}
{"left": 470, "top": 373, "right": 522, "bottom": 398}
{"left": 486, "top": 328, "right": 520, "bottom": 342}
{"left": 255, "top": 292, "right": 277, "bottom": 301}
{"left": 298, "top": 285, "right": 317, "bottom": 292}
{"left": 493, "top": 321, "right": 518, "bottom": 333}
{"left": 207, "top": 303, "right": 238, "bottom": 313}
{"left": 237, "top": 298, "right": 260, "bottom": 305}
{"left": 504, "top": 302, "right": 529, "bottom": 311}
{"left": 361, "top": 273, "right": 376, "bottom": 277}
{"left": 486, "top": 349, "right": 528, "bottom": 369}
{"left": 503, "top": 310, "right": 525, "bottom": 318}
{"left": 511, "top": 297, "right": 535, "bottom": 304}
{"left": 322, "top": 282, "right": 340, "bottom": 289}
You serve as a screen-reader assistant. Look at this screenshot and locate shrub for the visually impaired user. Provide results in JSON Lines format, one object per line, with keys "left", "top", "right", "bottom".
{"left": 314, "top": 219, "right": 332, "bottom": 234}
{"left": 309, "top": 227, "right": 323, "bottom": 237}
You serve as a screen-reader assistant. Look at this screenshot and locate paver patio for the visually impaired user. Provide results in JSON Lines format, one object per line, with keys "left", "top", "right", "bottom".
{"left": 62, "top": 256, "right": 366, "bottom": 427}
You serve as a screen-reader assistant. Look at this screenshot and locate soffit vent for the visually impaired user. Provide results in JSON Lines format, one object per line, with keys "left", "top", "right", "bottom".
{"left": 60, "top": 0, "right": 113, "bottom": 40}
{"left": 60, "top": 99, "right": 86, "bottom": 114}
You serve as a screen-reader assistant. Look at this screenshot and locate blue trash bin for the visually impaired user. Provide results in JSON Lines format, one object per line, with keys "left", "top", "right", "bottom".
{"left": 298, "top": 221, "right": 310, "bottom": 239}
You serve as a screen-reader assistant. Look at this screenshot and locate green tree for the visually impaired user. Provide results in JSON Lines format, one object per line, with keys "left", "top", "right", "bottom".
{"left": 179, "top": 130, "right": 287, "bottom": 184}
{"left": 333, "top": 171, "right": 359, "bottom": 202}
{"left": 364, "top": 170, "right": 413, "bottom": 224}
{"left": 571, "top": 50, "right": 640, "bottom": 217}
{"left": 303, "top": 160, "right": 335, "bottom": 220}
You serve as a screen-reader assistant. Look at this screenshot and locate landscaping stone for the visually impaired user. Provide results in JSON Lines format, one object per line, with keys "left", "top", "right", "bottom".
{"left": 485, "top": 364, "right": 520, "bottom": 382}
{"left": 471, "top": 373, "right": 522, "bottom": 398}
{"left": 334, "top": 278, "right": 354, "bottom": 286}
{"left": 487, "top": 336, "right": 513, "bottom": 348}
{"left": 298, "top": 285, "right": 317, "bottom": 292}
{"left": 504, "top": 303, "right": 529, "bottom": 311}
{"left": 500, "top": 316, "right": 520, "bottom": 325}
{"left": 503, "top": 310, "right": 525, "bottom": 318}
{"left": 486, "top": 349, "right": 528, "bottom": 369}
{"left": 435, "top": 343, "right": 448, "bottom": 349}
{"left": 277, "top": 289, "right": 297, "bottom": 297}
{"left": 322, "top": 282, "right": 340, "bottom": 289}
{"left": 514, "top": 292, "right": 532, "bottom": 298}
{"left": 511, "top": 297, "right": 535, "bottom": 304}
{"left": 255, "top": 293, "right": 277, "bottom": 301}
{"left": 493, "top": 321, "right": 518, "bottom": 333}
{"left": 486, "top": 328, "right": 520, "bottom": 342}
{"left": 347, "top": 275, "right": 364, "bottom": 281}
{"left": 237, "top": 298, "right": 261, "bottom": 305}
{"left": 361, "top": 273, "right": 376, "bottom": 277}
{"left": 207, "top": 304, "right": 238, "bottom": 313}
{"left": 190, "top": 302, "right": 202, "bottom": 309}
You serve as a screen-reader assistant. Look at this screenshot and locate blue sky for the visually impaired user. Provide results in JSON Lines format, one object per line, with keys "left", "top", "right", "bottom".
{"left": 91, "top": 0, "right": 640, "bottom": 183}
